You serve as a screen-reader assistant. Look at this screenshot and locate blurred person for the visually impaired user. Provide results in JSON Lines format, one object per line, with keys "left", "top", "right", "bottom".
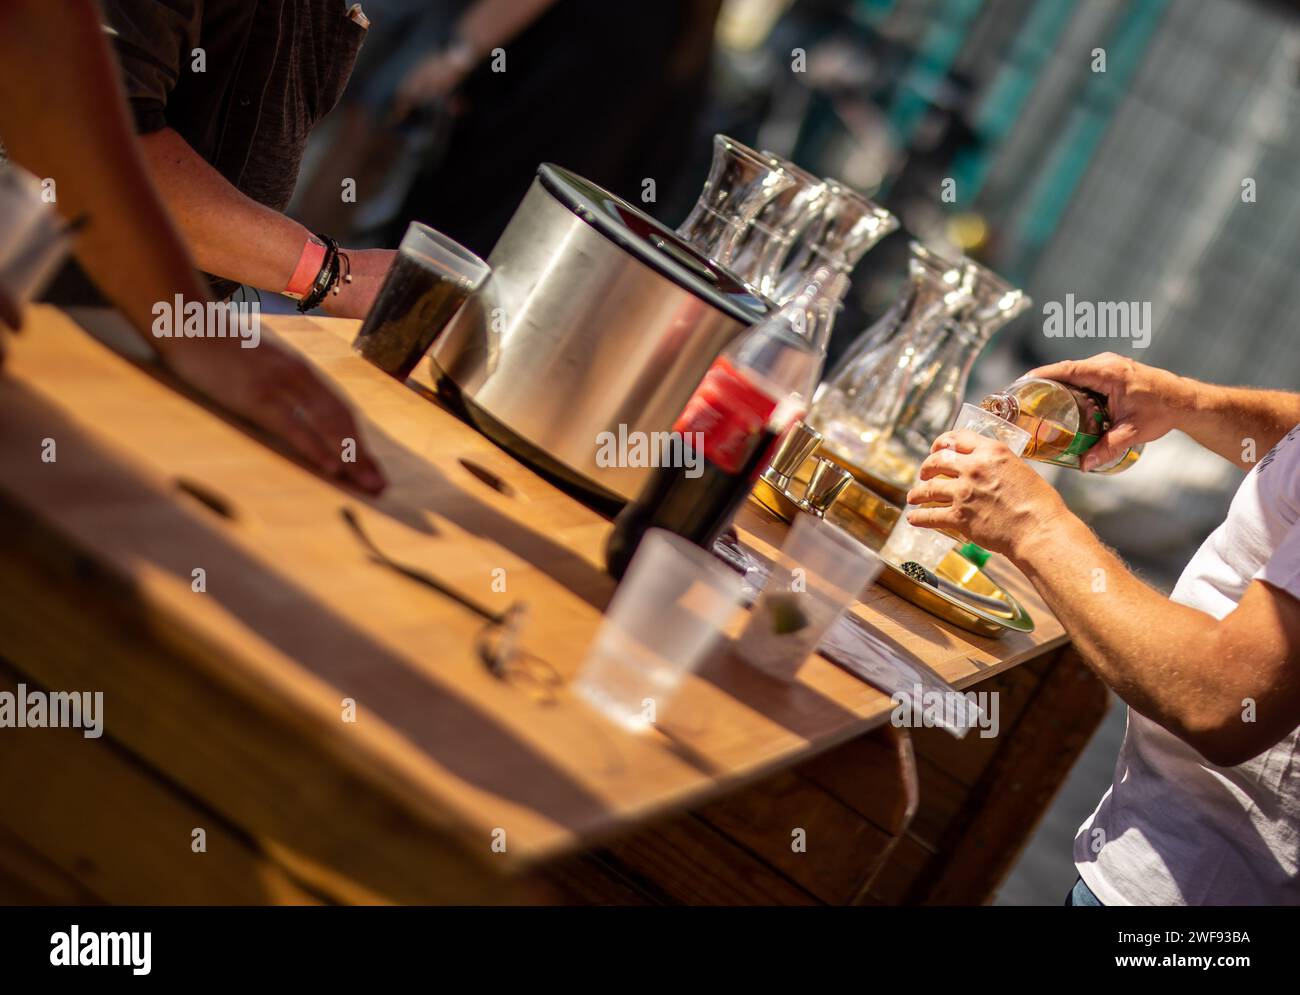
{"left": 0, "top": 0, "right": 385, "bottom": 493}
{"left": 295, "top": 0, "right": 559, "bottom": 239}
{"left": 388, "top": 0, "right": 724, "bottom": 257}
{"left": 48, "top": 0, "right": 395, "bottom": 317}
{"left": 388, "top": 0, "right": 558, "bottom": 122}
{"left": 906, "top": 352, "right": 1300, "bottom": 905}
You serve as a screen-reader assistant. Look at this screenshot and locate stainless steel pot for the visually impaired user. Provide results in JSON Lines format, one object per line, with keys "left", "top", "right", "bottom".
{"left": 429, "top": 164, "right": 767, "bottom": 504}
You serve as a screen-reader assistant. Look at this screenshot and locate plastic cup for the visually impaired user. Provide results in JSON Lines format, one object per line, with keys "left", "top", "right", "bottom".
{"left": 882, "top": 402, "right": 1032, "bottom": 570}
{"left": 879, "top": 515, "right": 961, "bottom": 573}
{"left": 575, "top": 529, "right": 745, "bottom": 731}
{"left": 353, "top": 222, "right": 490, "bottom": 381}
{"left": 736, "top": 515, "right": 883, "bottom": 683}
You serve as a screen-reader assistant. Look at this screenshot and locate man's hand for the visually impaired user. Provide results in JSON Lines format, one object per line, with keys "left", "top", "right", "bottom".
{"left": 0, "top": 0, "right": 386, "bottom": 494}
{"left": 1028, "top": 352, "right": 1300, "bottom": 471}
{"left": 904, "top": 425, "right": 1300, "bottom": 764}
{"left": 1026, "top": 353, "right": 1193, "bottom": 471}
{"left": 161, "top": 335, "right": 387, "bottom": 494}
{"left": 905, "top": 429, "right": 1072, "bottom": 557}
{"left": 321, "top": 248, "right": 395, "bottom": 321}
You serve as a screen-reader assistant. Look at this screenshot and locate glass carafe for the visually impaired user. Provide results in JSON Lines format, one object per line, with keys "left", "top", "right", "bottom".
{"left": 727, "top": 155, "right": 828, "bottom": 300}
{"left": 806, "top": 242, "right": 969, "bottom": 480}
{"left": 816, "top": 281, "right": 910, "bottom": 393}
{"left": 772, "top": 180, "right": 898, "bottom": 304}
{"left": 677, "top": 136, "right": 794, "bottom": 269}
{"left": 875, "top": 260, "right": 1031, "bottom": 488}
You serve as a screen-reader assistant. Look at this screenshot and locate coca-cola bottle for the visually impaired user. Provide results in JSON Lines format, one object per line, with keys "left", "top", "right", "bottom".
{"left": 605, "top": 274, "right": 835, "bottom": 580}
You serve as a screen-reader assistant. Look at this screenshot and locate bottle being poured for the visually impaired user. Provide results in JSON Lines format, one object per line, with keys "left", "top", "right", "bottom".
{"left": 605, "top": 270, "right": 838, "bottom": 580}
{"left": 979, "top": 378, "right": 1142, "bottom": 473}
{"left": 883, "top": 377, "right": 1140, "bottom": 574}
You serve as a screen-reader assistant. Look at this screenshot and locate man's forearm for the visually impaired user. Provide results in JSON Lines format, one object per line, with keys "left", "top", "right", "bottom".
{"left": 0, "top": 0, "right": 210, "bottom": 342}
{"left": 1012, "top": 519, "right": 1284, "bottom": 764}
{"left": 137, "top": 127, "right": 308, "bottom": 293}
{"left": 1179, "top": 378, "right": 1300, "bottom": 469}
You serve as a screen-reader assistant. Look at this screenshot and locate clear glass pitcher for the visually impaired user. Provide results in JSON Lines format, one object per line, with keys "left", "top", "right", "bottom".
{"left": 805, "top": 242, "right": 969, "bottom": 478}
{"left": 771, "top": 180, "right": 897, "bottom": 305}
{"left": 877, "top": 260, "right": 1030, "bottom": 486}
{"left": 726, "top": 155, "right": 828, "bottom": 300}
{"left": 677, "top": 135, "right": 794, "bottom": 269}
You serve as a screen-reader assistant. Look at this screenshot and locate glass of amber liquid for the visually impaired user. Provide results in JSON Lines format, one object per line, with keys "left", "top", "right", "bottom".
{"left": 882, "top": 404, "right": 1031, "bottom": 569}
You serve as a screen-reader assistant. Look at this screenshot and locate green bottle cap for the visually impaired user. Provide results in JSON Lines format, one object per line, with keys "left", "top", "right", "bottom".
{"left": 959, "top": 542, "right": 990, "bottom": 568}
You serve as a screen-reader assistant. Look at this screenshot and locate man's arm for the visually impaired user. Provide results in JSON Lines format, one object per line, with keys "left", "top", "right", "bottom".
{"left": 138, "top": 127, "right": 304, "bottom": 295}
{"left": 0, "top": 2, "right": 208, "bottom": 338}
{"left": 907, "top": 432, "right": 1300, "bottom": 767}
{"left": 1029, "top": 353, "right": 1300, "bottom": 471}
{"left": 1015, "top": 514, "right": 1300, "bottom": 767}
{"left": 1176, "top": 381, "right": 1300, "bottom": 471}
{"left": 0, "top": 0, "right": 384, "bottom": 492}
{"left": 137, "top": 128, "right": 393, "bottom": 318}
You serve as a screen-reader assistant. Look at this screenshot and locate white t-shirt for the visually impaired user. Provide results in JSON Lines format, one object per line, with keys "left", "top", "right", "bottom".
{"left": 1074, "top": 424, "right": 1300, "bottom": 905}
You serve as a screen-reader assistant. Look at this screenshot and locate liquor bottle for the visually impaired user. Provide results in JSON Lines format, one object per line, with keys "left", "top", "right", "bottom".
{"left": 978, "top": 378, "right": 1142, "bottom": 473}
{"left": 605, "top": 277, "right": 833, "bottom": 580}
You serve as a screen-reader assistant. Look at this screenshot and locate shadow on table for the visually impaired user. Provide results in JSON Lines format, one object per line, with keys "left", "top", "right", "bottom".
{"left": 0, "top": 381, "right": 638, "bottom": 901}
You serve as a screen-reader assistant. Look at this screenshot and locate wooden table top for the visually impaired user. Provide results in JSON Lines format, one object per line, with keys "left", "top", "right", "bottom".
{"left": 0, "top": 306, "right": 1065, "bottom": 871}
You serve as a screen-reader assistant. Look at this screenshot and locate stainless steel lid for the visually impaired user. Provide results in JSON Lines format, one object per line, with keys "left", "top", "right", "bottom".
{"left": 537, "top": 163, "right": 768, "bottom": 325}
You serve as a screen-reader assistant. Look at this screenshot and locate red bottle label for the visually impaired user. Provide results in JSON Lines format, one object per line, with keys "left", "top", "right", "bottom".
{"left": 673, "top": 357, "right": 780, "bottom": 475}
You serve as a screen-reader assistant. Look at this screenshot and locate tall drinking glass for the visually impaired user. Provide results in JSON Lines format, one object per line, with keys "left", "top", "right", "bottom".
{"left": 881, "top": 402, "right": 1032, "bottom": 571}
{"left": 353, "top": 222, "right": 490, "bottom": 381}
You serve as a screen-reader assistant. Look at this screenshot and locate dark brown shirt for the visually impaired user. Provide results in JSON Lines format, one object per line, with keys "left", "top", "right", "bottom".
{"left": 103, "top": 0, "right": 368, "bottom": 297}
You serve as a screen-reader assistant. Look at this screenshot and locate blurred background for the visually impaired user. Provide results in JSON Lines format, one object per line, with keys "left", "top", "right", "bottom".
{"left": 290, "top": 0, "right": 1300, "bottom": 903}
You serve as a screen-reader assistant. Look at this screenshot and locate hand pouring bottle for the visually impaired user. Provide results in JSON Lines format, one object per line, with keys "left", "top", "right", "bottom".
{"left": 979, "top": 378, "right": 1143, "bottom": 473}
{"left": 605, "top": 271, "right": 837, "bottom": 580}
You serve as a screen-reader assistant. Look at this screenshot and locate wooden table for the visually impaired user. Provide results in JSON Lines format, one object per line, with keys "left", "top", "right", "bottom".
{"left": 0, "top": 307, "right": 1105, "bottom": 905}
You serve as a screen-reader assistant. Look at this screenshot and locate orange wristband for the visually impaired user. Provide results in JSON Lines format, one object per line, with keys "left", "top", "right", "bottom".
{"left": 285, "top": 234, "right": 327, "bottom": 298}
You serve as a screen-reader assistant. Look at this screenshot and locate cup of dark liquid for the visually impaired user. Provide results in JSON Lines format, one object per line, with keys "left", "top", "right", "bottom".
{"left": 353, "top": 222, "right": 490, "bottom": 381}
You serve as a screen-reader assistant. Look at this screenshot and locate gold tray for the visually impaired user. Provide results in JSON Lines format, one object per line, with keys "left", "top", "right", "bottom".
{"left": 875, "top": 550, "right": 1034, "bottom": 638}
{"left": 751, "top": 473, "right": 1033, "bottom": 638}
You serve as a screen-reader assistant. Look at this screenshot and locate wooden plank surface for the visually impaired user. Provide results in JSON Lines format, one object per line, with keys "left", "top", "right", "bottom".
{"left": 0, "top": 660, "right": 325, "bottom": 905}
{"left": 865, "top": 647, "right": 1108, "bottom": 904}
{"left": 0, "top": 306, "right": 1067, "bottom": 884}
